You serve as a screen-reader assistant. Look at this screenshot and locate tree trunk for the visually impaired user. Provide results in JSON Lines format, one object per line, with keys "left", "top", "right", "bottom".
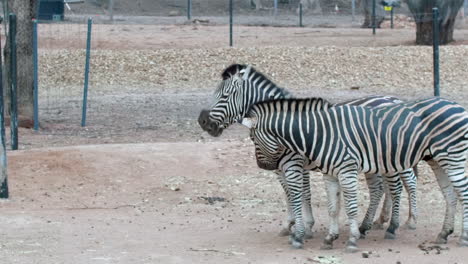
{"left": 4, "top": 0, "right": 37, "bottom": 128}
{"left": 407, "top": 0, "right": 464, "bottom": 45}
{"left": 361, "top": 0, "right": 385, "bottom": 28}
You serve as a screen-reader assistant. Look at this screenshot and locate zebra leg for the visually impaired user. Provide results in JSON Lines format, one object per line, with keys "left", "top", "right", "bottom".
{"left": 320, "top": 175, "right": 340, "bottom": 250}
{"left": 373, "top": 181, "right": 392, "bottom": 230}
{"left": 432, "top": 158, "right": 468, "bottom": 247}
{"left": 283, "top": 165, "right": 305, "bottom": 249}
{"left": 338, "top": 172, "right": 360, "bottom": 253}
{"left": 276, "top": 171, "right": 295, "bottom": 237}
{"left": 302, "top": 171, "right": 315, "bottom": 239}
{"left": 401, "top": 169, "right": 418, "bottom": 230}
{"left": 427, "top": 160, "right": 457, "bottom": 244}
{"left": 359, "top": 173, "right": 384, "bottom": 238}
{"left": 383, "top": 173, "right": 403, "bottom": 239}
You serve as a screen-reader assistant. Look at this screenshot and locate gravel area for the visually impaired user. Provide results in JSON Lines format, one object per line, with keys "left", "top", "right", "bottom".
{"left": 39, "top": 45, "right": 468, "bottom": 103}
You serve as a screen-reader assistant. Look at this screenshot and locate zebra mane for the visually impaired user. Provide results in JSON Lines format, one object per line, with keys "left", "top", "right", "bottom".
{"left": 242, "top": 97, "right": 332, "bottom": 128}
{"left": 221, "top": 64, "right": 292, "bottom": 98}
{"left": 247, "top": 97, "right": 332, "bottom": 117}
{"left": 221, "top": 64, "right": 246, "bottom": 80}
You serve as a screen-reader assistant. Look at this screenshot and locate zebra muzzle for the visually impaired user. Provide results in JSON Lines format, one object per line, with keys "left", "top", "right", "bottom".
{"left": 198, "top": 109, "right": 223, "bottom": 137}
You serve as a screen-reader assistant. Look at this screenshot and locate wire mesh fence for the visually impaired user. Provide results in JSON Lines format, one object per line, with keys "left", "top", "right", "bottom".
{"left": 0, "top": 0, "right": 467, "bottom": 139}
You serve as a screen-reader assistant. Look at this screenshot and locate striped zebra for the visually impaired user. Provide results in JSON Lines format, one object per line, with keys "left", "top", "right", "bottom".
{"left": 242, "top": 97, "right": 468, "bottom": 252}
{"left": 198, "top": 64, "right": 417, "bottom": 242}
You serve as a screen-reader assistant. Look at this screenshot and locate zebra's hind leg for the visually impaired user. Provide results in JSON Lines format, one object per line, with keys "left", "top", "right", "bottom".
{"left": 276, "top": 171, "right": 295, "bottom": 237}
{"left": 401, "top": 169, "right": 418, "bottom": 230}
{"left": 432, "top": 157, "right": 468, "bottom": 247}
{"left": 338, "top": 171, "right": 360, "bottom": 253}
{"left": 302, "top": 172, "right": 315, "bottom": 239}
{"left": 427, "top": 160, "right": 457, "bottom": 244}
{"left": 359, "top": 173, "right": 384, "bottom": 238}
{"left": 383, "top": 173, "right": 403, "bottom": 239}
{"left": 320, "top": 175, "right": 340, "bottom": 250}
{"left": 373, "top": 180, "right": 392, "bottom": 230}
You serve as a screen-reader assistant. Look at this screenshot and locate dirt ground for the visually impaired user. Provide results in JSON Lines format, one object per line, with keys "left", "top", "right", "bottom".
{"left": 1, "top": 16, "right": 468, "bottom": 264}
{"left": 3, "top": 143, "right": 468, "bottom": 264}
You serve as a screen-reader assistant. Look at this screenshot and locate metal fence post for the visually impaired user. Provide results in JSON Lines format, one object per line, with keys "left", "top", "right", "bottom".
{"left": 274, "top": 0, "right": 278, "bottom": 16}
{"left": 109, "top": 0, "right": 114, "bottom": 22}
{"left": 81, "top": 18, "right": 92, "bottom": 127}
{"left": 33, "top": 19, "right": 39, "bottom": 131}
{"left": 187, "top": 0, "right": 192, "bottom": 20}
{"left": 9, "top": 13, "right": 18, "bottom": 150}
{"left": 229, "top": 0, "right": 233, "bottom": 47}
{"left": 390, "top": 7, "right": 394, "bottom": 29}
{"left": 432, "top": 8, "right": 440, "bottom": 96}
{"left": 0, "top": 19, "right": 9, "bottom": 199}
{"left": 352, "top": 0, "right": 356, "bottom": 22}
{"left": 372, "top": 0, "right": 376, "bottom": 35}
{"left": 299, "top": 3, "right": 303, "bottom": 27}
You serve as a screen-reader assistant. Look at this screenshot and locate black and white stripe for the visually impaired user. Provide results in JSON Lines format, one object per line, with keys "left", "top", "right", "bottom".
{"left": 244, "top": 97, "right": 468, "bottom": 251}
{"left": 199, "top": 64, "right": 417, "bottom": 246}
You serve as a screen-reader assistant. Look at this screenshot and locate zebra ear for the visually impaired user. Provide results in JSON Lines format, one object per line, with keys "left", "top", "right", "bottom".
{"left": 240, "top": 65, "right": 252, "bottom": 81}
{"left": 241, "top": 117, "right": 256, "bottom": 129}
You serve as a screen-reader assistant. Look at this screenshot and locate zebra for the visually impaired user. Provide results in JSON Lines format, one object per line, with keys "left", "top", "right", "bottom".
{"left": 198, "top": 64, "right": 417, "bottom": 242}
{"left": 241, "top": 96, "right": 468, "bottom": 252}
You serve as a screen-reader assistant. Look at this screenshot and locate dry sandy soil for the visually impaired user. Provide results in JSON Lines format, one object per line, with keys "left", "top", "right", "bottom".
{"left": 3, "top": 143, "right": 468, "bottom": 264}
{"left": 1, "top": 17, "right": 468, "bottom": 264}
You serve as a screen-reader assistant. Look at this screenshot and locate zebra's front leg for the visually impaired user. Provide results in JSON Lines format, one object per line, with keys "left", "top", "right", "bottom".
{"left": 383, "top": 173, "right": 403, "bottom": 239}
{"left": 338, "top": 171, "right": 360, "bottom": 253}
{"left": 276, "top": 170, "right": 295, "bottom": 237}
{"left": 320, "top": 175, "right": 341, "bottom": 250}
{"left": 302, "top": 171, "right": 315, "bottom": 239}
{"left": 283, "top": 165, "right": 305, "bottom": 248}
{"left": 359, "top": 173, "right": 384, "bottom": 238}
{"left": 276, "top": 170, "right": 314, "bottom": 239}
{"left": 401, "top": 169, "right": 418, "bottom": 230}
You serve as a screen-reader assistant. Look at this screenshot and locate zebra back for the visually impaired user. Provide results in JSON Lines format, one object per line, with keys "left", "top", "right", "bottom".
{"left": 246, "top": 97, "right": 468, "bottom": 175}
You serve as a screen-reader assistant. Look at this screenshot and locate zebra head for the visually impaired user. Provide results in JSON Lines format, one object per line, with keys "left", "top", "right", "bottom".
{"left": 243, "top": 116, "right": 285, "bottom": 170}
{"left": 198, "top": 64, "right": 291, "bottom": 137}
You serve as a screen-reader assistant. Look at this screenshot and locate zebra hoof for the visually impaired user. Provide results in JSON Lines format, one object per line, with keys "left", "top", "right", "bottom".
{"left": 458, "top": 232, "right": 468, "bottom": 247}
{"left": 434, "top": 236, "right": 448, "bottom": 244}
{"left": 403, "top": 217, "right": 417, "bottom": 230}
{"left": 320, "top": 243, "right": 333, "bottom": 250}
{"left": 279, "top": 228, "right": 290, "bottom": 237}
{"left": 359, "top": 226, "right": 369, "bottom": 239}
{"left": 304, "top": 229, "right": 314, "bottom": 239}
{"left": 372, "top": 222, "right": 385, "bottom": 230}
{"left": 345, "top": 241, "right": 359, "bottom": 253}
{"left": 458, "top": 238, "right": 468, "bottom": 247}
{"left": 403, "top": 222, "right": 417, "bottom": 230}
{"left": 384, "top": 232, "right": 396, "bottom": 240}
{"left": 289, "top": 234, "right": 304, "bottom": 249}
{"left": 290, "top": 239, "right": 304, "bottom": 249}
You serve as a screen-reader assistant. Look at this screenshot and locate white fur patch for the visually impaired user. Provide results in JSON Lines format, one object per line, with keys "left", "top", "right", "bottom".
{"left": 240, "top": 65, "right": 252, "bottom": 81}
{"left": 241, "top": 118, "right": 254, "bottom": 128}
